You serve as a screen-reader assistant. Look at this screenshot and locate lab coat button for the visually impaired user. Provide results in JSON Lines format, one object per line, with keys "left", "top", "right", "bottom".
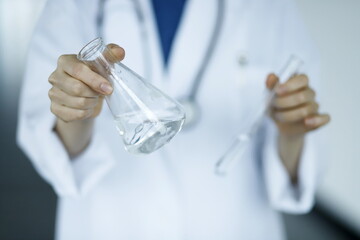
{"left": 238, "top": 54, "right": 248, "bottom": 67}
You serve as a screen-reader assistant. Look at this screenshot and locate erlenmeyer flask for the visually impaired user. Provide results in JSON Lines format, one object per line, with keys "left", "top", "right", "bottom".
{"left": 78, "top": 38, "right": 185, "bottom": 154}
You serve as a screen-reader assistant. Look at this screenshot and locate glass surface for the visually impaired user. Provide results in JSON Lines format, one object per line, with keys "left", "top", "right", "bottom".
{"left": 215, "top": 55, "right": 304, "bottom": 175}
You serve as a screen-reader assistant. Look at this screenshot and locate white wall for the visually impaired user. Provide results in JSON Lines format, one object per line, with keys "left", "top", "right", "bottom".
{"left": 296, "top": 0, "right": 360, "bottom": 234}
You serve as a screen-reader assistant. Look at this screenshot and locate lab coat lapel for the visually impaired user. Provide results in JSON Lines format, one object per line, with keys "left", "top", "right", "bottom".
{"left": 102, "top": 0, "right": 164, "bottom": 85}
{"left": 164, "top": 0, "right": 218, "bottom": 98}
{"left": 138, "top": 0, "right": 164, "bottom": 88}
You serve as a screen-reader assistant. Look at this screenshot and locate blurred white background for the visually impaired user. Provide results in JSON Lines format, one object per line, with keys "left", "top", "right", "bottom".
{"left": 0, "top": 0, "right": 359, "bottom": 238}
{"left": 296, "top": 0, "right": 360, "bottom": 234}
{"left": 0, "top": 0, "right": 46, "bottom": 109}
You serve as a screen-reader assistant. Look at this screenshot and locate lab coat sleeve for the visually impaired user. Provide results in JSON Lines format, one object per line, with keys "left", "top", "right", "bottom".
{"left": 17, "top": 0, "right": 116, "bottom": 197}
{"left": 262, "top": 118, "right": 319, "bottom": 214}
{"left": 261, "top": 0, "right": 322, "bottom": 214}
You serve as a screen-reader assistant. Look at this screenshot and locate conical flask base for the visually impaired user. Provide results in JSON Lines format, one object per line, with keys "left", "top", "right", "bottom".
{"left": 114, "top": 112, "right": 185, "bottom": 154}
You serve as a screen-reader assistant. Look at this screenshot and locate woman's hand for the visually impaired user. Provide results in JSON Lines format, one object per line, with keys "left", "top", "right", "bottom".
{"left": 266, "top": 73, "right": 330, "bottom": 183}
{"left": 48, "top": 44, "right": 124, "bottom": 157}
{"left": 48, "top": 44, "right": 125, "bottom": 122}
{"left": 266, "top": 73, "right": 330, "bottom": 137}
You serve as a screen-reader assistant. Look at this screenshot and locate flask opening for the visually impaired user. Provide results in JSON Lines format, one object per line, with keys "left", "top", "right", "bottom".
{"left": 78, "top": 37, "right": 104, "bottom": 61}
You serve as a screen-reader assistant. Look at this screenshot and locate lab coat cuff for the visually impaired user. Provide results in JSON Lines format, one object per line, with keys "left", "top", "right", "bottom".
{"left": 33, "top": 114, "right": 77, "bottom": 196}
{"left": 71, "top": 125, "right": 116, "bottom": 197}
{"left": 34, "top": 114, "right": 116, "bottom": 197}
{"left": 263, "top": 118, "right": 317, "bottom": 214}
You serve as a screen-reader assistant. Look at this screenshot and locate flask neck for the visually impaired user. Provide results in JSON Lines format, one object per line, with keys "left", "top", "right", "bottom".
{"left": 77, "top": 37, "right": 116, "bottom": 78}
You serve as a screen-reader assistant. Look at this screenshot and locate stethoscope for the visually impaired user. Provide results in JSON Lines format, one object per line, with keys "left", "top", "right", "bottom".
{"left": 96, "top": 0, "right": 225, "bottom": 129}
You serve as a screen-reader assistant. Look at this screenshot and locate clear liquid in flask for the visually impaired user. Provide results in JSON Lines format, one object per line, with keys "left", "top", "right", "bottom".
{"left": 114, "top": 112, "right": 185, "bottom": 154}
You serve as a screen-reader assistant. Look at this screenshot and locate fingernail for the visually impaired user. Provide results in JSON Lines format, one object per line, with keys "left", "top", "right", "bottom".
{"left": 100, "top": 83, "right": 113, "bottom": 94}
{"left": 305, "top": 117, "right": 320, "bottom": 126}
{"left": 277, "top": 86, "right": 287, "bottom": 95}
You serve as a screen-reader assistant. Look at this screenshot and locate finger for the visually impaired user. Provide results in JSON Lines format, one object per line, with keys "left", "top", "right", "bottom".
{"left": 50, "top": 102, "right": 94, "bottom": 122}
{"left": 58, "top": 55, "right": 113, "bottom": 95}
{"left": 273, "top": 88, "right": 316, "bottom": 109}
{"left": 276, "top": 74, "right": 309, "bottom": 96}
{"left": 304, "top": 114, "right": 331, "bottom": 129}
{"left": 49, "top": 71, "right": 100, "bottom": 97}
{"left": 106, "top": 44, "right": 125, "bottom": 62}
{"left": 49, "top": 87, "right": 99, "bottom": 110}
{"left": 266, "top": 73, "right": 279, "bottom": 90}
{"left": 274, "top": 102, "right": 319, "bottom": 123}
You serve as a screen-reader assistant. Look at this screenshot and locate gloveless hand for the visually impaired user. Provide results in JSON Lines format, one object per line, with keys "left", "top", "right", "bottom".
{"left": 48, "top": 44, "right": 125, "bottom": 122}
{"left": 47, "top": 44, "right": 125, "bottom": 157}
{"left": 266, "top": 74, "right": 330, "bottom": 137}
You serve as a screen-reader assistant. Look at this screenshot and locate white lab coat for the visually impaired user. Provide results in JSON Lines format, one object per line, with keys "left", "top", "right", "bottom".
{"left": 17, "top": 0, "right": 321, "bottom": 239}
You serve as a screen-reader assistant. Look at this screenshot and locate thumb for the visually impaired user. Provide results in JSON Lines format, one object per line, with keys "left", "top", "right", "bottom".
{"left": 266, "top": 73, "right": 279, "bottom": 90}
{"left": 104, "top": 44, "right": 125, "bottom": 63}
